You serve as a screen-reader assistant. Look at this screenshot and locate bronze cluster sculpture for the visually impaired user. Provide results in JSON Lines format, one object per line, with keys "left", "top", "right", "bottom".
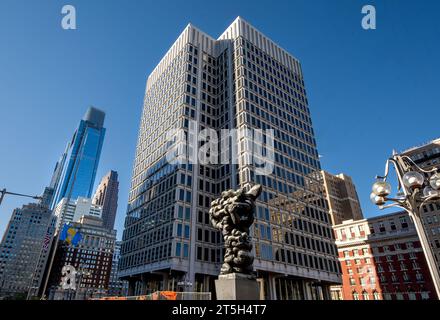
{"left": 209, "top": 184, "right": 262, "bottom": 275}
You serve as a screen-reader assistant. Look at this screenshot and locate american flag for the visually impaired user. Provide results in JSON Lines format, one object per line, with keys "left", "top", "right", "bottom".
{"left": 42, "top": 233, "right": 52, "bottom": 250}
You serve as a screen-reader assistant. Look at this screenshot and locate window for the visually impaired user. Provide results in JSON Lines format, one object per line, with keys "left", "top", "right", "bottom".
{"left": 373, "top": 291, "right": 380, "bottom": 300}
{"left": 377, "top": 264, "right": 384, "bottom": 273}
{"left": 184, "top": 225, "right": 190, "bottom": 238}
{"left": 390, "top": 221, "right": 396, "bottom": 231}
{"left": 421, "top": 291, "right": 430, "bottom": 300}
{"left": 400, "top": 217, "right": 408, "bottom": 228}
{"left": 412, "top": 261, "right": 420, "bottom": 270}
{"left": 362, "top": 291, "right": 369, "bottom": 300}
{"left": 353, "top": 291, "right": 359, "bottom": 300}
{"left": 175, "top": 243, "right": 181, "bottom": 257}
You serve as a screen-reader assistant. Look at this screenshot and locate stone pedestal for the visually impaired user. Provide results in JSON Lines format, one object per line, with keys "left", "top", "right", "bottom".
{"left": 215, "top": 273, "right": 260, "bottom": 300}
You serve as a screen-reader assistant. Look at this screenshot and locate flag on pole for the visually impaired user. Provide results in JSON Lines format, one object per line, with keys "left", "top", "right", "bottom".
{"left": 60, "top": 224, "right": 82, "bottom": 246}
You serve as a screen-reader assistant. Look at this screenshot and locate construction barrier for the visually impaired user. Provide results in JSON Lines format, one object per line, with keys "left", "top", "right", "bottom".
{"left": 95, "top": 291, "right": 211, "bottom": 300}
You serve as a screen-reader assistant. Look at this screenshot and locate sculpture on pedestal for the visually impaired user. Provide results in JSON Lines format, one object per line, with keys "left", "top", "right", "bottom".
{"left": 209, "top": 184, "right": 262, "bottom": 275}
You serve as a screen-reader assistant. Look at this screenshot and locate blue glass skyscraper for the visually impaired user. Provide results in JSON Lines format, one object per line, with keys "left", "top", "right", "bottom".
{"left": 50, "top": 107, "right": 106, "bottom": 209}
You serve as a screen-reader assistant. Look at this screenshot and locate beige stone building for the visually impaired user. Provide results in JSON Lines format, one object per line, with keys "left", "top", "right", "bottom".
{"left": 321, "top": 171, "right": 364, "bottom": 225}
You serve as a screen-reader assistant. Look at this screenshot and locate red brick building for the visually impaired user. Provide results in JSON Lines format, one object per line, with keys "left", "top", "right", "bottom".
{"left": 47, "top": 215, "right": 116, "bottom": 299}
{"left": 332, "top": 211, "right": 437, "bottom": 300}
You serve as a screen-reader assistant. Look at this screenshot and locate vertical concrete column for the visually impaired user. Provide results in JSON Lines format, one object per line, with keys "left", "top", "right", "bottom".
{"left": 127, "top": 278, "right": 136, "bottom": 296}
{"left": 203, "top": 275, "right": 210, "bottom": 292}
{"left": 162, "top": 272, "right": 169, "bottom": 291}
{"left": 268, "top": 274, "right": 277, "bottom": 300}
{"left": 322, "top": 285, "right": 331, "bottom": 300}
{"left": 302, "top": 281, "right": 312, "bottom": 300}
{"left": 141, "top": 274, "right": 149, "bottom": 295}
{"left": 257, "top": 278, "right": 265, "bottom": 300}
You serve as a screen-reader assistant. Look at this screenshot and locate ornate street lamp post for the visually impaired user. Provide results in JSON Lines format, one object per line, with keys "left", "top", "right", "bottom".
{"left": 371, "top": 151, "right": 440, "bottom": 299}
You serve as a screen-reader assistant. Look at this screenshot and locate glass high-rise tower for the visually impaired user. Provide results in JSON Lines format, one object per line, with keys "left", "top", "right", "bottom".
{"left": 120, "top": 17, "right": 341, "bottom": 299}
{"left": 50, "top": 107, "right": 106, "bottom": 209}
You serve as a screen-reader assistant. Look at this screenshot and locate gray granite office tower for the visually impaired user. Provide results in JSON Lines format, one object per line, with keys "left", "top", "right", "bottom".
{"left": 119, "top": 17, "right": 341, "bottom": 300}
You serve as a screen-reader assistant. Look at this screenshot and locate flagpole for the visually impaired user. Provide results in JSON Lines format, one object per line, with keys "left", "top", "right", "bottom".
{"left": 40, "top": 132, "right": 87, "bottom": 299}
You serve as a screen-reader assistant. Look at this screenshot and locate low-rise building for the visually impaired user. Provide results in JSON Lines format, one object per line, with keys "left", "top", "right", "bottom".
{"left": 333, "top": 211, "right": 437, "bottom": 300}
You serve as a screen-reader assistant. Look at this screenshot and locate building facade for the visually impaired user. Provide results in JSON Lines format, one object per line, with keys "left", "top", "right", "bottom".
{"left": 48, "top": 215, "right": 116, "bottom": 300}
{"left": 93, "top": 170, "right": 119, "bottom": 230}
{"left": 119, "top": 17, "right": 341, "bottom": 300}
{"left": 0, "top": 202, "right": 56, "bottom": 299}
{"left": 50, "top": 107, "right": 106, "bottom": 209}
{"left": 401, "top": 138, "right": 440, "bottom": 273}
{"left": 321, "top": 171, "right": 363, "bottom": 225}
{"left": 333, "top": 212, "right": 437, "bottom": 300}
{"left": 53, "top": 197, "right": 102, "bottom": 230}
{"left": 107, "top": 241, "right": 128, "bottom": 297}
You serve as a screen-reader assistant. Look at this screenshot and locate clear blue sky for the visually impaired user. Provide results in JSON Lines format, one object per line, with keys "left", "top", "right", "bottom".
{"left": 1, "top": 0, "right": 439, "bottom": 239}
